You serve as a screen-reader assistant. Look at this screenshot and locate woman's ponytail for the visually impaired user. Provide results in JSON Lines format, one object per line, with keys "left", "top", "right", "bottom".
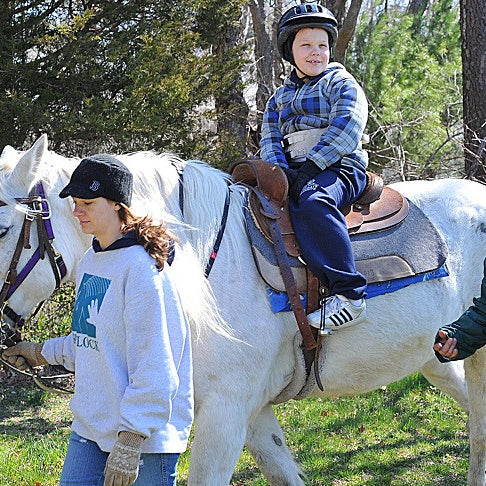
{"left": 118, "top": 205, "right": 175, "bottom": 270}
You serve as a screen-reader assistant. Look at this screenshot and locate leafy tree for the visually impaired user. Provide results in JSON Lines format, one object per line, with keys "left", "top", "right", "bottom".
{"left": 0, "top": 0, "right": 472, "bottom": 178}
{"left": 348, "top": 0, "right": 462, "bottom": 181}
{"left": 0, "top": 0, "right": 249, "bottom": 168}
{"left": 195, "top": 0, "right": 249, "bottom": 168}
{"left": 0, "top": 0, "right": 67, "bottom": 149}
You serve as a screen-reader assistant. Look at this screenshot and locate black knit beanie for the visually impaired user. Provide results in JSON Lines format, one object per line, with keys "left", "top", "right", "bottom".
{"left": 59, "top": 154, "right": 133, "bottom": 206}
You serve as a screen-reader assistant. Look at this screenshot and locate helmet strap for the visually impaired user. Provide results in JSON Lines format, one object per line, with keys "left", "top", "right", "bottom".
{"left": 294, "top": 65, "right": 311, "bottom": 80}
{"left": 291, "top": 67, "right": 315, "bottom": 86}
{"left": 292, "top": 65, "right": 323, "bottom": 83}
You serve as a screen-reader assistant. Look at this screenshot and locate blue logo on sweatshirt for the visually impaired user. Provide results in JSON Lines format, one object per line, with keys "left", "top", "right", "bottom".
{"left": 72, "top": 273, "right": 111, "bottom": 338}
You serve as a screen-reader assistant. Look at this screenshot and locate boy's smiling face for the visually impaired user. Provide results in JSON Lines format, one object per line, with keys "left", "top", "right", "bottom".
{"left": 292, "top": 27, "right": 330, "bottom": 78}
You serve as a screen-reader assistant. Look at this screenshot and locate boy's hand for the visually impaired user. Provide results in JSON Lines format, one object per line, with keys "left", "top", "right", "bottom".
{"left": 289, "top": 159, "right": 321, "bottom": 202}
{"left": 282, "top": 167, "right": 298, "bottom": 186}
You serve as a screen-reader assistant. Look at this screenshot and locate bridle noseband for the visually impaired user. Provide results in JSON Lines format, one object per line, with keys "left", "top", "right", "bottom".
{"left": 0, "top": 181, "right": 67, "bottom": 345}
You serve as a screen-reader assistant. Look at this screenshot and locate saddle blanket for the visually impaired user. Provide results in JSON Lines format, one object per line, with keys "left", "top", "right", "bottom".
{"left": 243, "top": 194, "right": 449, "bottom": 312}
{"left": 267, "top": 265, "right": 449, "bottom": 313}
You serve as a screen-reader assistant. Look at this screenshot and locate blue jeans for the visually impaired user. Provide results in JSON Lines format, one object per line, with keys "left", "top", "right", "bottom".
{"left": 60, "top": 432, "right": 180, "bottom": 486}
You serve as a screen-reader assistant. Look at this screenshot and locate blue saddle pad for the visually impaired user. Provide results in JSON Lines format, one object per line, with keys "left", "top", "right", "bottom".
{"left": 243, "top": 193, "right": 449, "bottom": 312}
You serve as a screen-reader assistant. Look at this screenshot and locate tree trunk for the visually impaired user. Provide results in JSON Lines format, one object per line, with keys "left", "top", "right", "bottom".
{"left": 331, "top": 0, "right": 363, "bottom": 63}
{"left": 461, "top": 0, "right": 486, "bottom": 180}
{"left": 249, "top": 0, "right": 274, "bottom": 126}
{"left": 408, "top": 0, "right": 429, "bottom": 15}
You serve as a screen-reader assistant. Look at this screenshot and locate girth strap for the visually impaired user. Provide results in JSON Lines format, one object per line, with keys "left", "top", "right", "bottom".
{"left": 249, "top": 186, "right": 317, "bottom": 351}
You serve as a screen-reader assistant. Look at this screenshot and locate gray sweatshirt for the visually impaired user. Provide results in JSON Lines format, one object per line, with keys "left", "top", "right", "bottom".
{"left": 42, "top": 238, "right": 193, "bottom": 453}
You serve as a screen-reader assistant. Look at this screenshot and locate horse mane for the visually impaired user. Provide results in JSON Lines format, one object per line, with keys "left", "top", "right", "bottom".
{"left": 119, "top": 152, "right": 248, "bottom": 272}
{"left": 117, "top": 151, "right": 238, "bottom": 342}
{"left": 177, "top": 159, "right": 248, "bottom": 274}
{"left": 0, "top": 144, "right": 233, "bottom": 343}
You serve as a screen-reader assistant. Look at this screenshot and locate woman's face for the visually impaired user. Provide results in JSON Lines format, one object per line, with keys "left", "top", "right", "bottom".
{"left": 72, "top": 197, "right": 121, "bottom": 245}
{"left": 292, "top": 27, "right": 330, "bottom": 78}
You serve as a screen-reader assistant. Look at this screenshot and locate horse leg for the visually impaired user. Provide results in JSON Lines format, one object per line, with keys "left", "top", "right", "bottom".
{"left": 246, "top": 404, "right": 305, "bottom": 486}
{"left": 420, "top": 358, "right": 469, "bottom": 411}
{"left": 187, "top": 398, "right": 248, "bottom": 486}
{"left": 464, "top": 349, "right": 486, "bottom": 486}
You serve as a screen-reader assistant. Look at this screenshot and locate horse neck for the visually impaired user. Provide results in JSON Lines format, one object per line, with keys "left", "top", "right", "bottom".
{"left": 176, "top": 161, "right": 247, "bottom": 263}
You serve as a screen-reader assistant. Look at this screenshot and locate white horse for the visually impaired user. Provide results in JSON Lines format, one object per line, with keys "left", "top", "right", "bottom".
{"left": 1, "top": 135, "right": 486, "bottom": 485}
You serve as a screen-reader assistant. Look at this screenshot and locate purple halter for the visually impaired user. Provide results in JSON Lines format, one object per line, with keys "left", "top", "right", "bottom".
{"left": 0, "top": 181, "right": 67, "bottom": 344}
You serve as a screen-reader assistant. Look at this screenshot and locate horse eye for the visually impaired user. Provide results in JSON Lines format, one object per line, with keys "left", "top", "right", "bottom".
{"left": 0, "top": 226, "right": 10, "bottom": 238}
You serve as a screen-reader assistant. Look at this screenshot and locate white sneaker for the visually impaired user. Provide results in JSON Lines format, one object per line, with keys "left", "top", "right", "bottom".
{"left": 307, "top": 294, "right": 366, "bottom": 330}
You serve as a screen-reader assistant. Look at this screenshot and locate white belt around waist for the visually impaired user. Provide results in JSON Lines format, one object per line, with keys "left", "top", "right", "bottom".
{"left": 281, "top": 128, "right": 325, "bottom": 160}
{"left": 281, "top": 128, "right": 369, "bottom": 162}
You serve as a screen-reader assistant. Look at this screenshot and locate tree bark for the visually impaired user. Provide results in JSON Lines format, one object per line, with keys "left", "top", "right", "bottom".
{"left": 461, "top": 0, "right": 486, "bottom": 180}
{"left": 249, "top": 0, "right": 274, "bottom": 126}
{"left": 333, "top": 0, "right": 363, "bottom": 63}
{"left": 407, "top": 0, "right": 429, "bottom": 15}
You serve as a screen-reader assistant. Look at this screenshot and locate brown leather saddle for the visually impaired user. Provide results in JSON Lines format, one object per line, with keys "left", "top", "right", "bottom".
{"left": 231, "top": 159, "right": 409, "bottom": 259}
{"left": 231, "top": 158, "right": 410, "bottom": 354}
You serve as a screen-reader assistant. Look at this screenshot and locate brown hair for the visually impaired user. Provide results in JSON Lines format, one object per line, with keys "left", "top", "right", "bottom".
{"left": 118, "top": 204, "right": 175, "bottom": 271}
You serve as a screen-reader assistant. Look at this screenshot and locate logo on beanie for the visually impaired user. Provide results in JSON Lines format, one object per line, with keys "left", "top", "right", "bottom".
{"left": 89, "top": 180, "right": 100, "bottom": 191}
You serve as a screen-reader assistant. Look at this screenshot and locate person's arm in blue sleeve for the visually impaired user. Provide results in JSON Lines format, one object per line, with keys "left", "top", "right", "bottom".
{"left": 308, "top": 72, "right": 368, "bottom": 170}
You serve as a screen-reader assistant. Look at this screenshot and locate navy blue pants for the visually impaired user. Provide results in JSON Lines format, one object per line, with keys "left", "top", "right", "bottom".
{"left": 289, "top": 163, "right": 367, "bottom": 300}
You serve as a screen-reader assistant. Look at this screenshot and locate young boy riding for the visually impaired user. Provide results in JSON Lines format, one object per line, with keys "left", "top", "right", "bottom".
{"left": 260, "top": 2, "right": 369, "bottom": 330}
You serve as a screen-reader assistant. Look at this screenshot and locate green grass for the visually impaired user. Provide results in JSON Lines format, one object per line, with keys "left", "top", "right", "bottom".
{"left": 0, "top": 380, "right": 70, "bottom": 485}
{"left": 0, "top": 372, "right": 469, "bottom": 485}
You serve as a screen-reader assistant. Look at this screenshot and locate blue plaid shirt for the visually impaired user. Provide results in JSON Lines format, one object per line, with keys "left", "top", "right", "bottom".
{"left": 260, "top": 63, "right": 368, "bottom": 171}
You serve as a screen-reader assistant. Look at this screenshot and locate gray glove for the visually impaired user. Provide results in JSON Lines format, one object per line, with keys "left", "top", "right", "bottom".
{"left": 104, "top": 430, "right": 145, "bottom": 486}
{"left": 2, "top": 342, "right": 47, "bottom": 370}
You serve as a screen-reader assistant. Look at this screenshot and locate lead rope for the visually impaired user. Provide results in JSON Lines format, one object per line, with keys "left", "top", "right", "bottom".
{"left": 0, "top": 350, "right": 73, "bottom": 395}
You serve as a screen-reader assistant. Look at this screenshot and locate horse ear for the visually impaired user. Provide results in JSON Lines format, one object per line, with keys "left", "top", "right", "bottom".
{"left": 7, "top": 134, "right": 48, "bottom": 195}
{"left": 0, "top": 145, "right": 17, "bottom": 160}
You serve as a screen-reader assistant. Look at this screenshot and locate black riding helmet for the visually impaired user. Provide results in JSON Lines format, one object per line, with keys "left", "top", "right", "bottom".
{"left": 277, "top": 2, "right": 338, "bottom": 66}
